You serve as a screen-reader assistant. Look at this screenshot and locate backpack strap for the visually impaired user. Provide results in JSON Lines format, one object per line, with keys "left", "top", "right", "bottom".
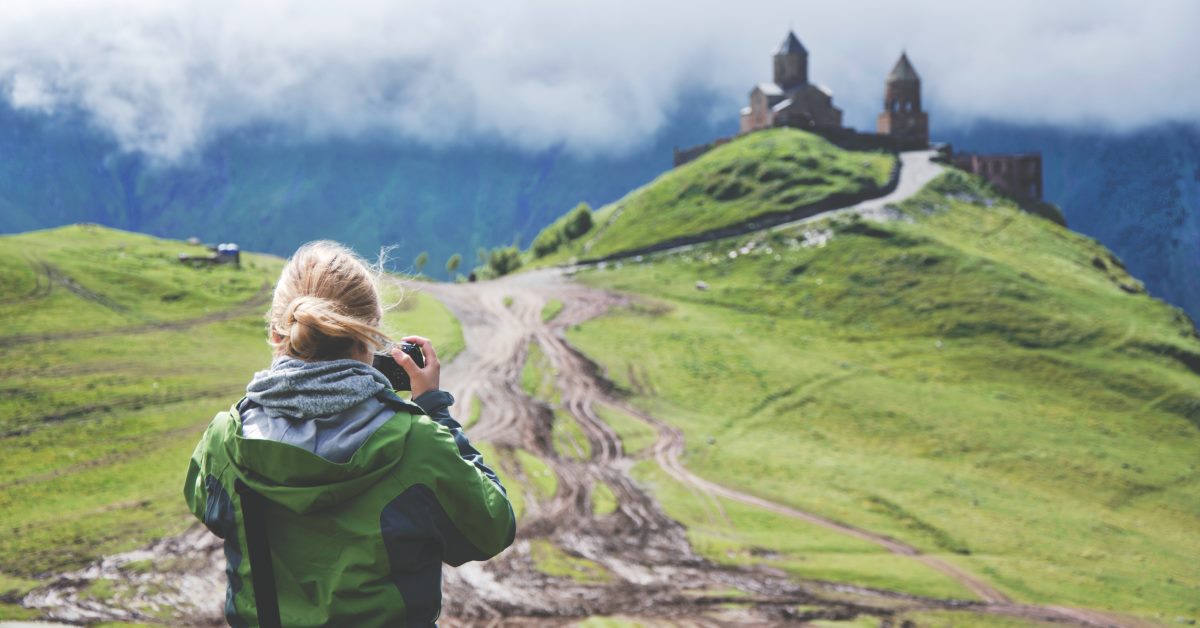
{"left": 235, "top": 479, "right": 283, "bottom": 628}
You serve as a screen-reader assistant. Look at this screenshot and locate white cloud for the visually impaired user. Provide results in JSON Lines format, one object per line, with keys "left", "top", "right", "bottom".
{"left": 0, "top": 0, "right": 1195, "bottom": 160}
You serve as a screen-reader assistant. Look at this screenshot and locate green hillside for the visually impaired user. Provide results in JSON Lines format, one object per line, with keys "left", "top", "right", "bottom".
{"left": 566, "top": 170, "right": 1200, "bottom": 621}
{"left": 528, "top": 128, "right": 895, "bottom": 265}
{"left": 0, "top": 225, "right": 462, "bottom": 619}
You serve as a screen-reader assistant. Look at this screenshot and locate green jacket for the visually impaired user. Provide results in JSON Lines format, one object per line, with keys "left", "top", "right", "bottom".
{"left": 184, "top": 389, "right": 515, "bottom": 627}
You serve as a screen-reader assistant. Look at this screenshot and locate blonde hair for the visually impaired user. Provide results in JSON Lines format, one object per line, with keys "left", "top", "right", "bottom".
{"left": 267, "top": 241, "right": 391, "bottom": 361}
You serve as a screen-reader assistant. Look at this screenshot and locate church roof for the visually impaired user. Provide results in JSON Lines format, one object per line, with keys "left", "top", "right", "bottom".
{"left": 888, "top": 52, "right": 920, "bottom": 82}
{"left": 777, "top": 31, "right": 807, "bottom": 56}
{"left": 754, "top": 82, "right": 783, "bottom": 96}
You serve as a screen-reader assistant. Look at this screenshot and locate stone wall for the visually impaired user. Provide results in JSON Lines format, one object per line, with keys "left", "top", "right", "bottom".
{"left": 951, "top": 152, "right": 1043, "bottom": 200}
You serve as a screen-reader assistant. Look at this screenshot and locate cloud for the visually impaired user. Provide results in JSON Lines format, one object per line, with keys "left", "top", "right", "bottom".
{"left": 0, "top": 0, "right": 1196, "bottom": 160}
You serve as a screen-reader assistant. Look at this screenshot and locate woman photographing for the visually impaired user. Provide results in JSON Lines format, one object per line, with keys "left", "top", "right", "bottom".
{"left": 184, "top": 241, "right": 515, "bottom": 627}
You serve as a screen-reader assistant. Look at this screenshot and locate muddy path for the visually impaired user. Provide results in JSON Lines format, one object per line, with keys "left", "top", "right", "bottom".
{"left": 20, "top": 270, "right": 1140, "bottom": 626}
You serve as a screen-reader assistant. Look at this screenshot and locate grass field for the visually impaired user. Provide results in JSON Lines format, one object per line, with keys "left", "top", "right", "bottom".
{"left": 528, "top": 128, "right": 895, "bottom": 265}
{"left": 566, "top": 171, "right": 1200, "bottom": 621}
{"left": 0, "top": 225, "right": 464, "bottom": 619}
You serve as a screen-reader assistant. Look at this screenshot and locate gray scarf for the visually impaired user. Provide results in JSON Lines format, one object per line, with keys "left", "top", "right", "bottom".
{"left": 245, "top": 356, "right": 391, "bottom": 420}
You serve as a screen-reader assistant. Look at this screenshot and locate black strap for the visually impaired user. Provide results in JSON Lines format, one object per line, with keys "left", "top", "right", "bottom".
{"left": 235, "top": 480, "right": 283, "bottom": 628}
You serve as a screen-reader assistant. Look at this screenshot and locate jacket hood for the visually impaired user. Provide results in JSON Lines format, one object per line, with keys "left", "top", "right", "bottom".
{"left": 219, "top": 391, "right": 426, "bottom": 514}
{"left": 245, "top": 356, "right": 392, "bottom": 421}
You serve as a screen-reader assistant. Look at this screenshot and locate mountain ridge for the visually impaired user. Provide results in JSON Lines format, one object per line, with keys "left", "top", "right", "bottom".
{"left": 0, "top": 99, "right": 1196, "bottom": 320}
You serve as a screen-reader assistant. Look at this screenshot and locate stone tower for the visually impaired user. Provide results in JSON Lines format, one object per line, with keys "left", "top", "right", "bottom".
{"left": 876, "top": 52, "right": 929, "bottom": 147}
{"left": 773, "top": 31, "right": 808, "bottom": 90}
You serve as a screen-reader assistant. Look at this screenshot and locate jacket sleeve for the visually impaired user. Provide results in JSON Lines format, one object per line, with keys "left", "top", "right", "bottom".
{"left": 182, "top": 414, "right": 235, "bottom": 539}
{"left": 413, "top": 390, "right": 507, "bottom": 496}
{"left": 411, "top": 389, "right": 517, "bottom": 565}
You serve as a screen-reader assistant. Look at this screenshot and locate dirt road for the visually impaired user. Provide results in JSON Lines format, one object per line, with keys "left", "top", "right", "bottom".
{"left": 419, "top": 271, "right": 1136, "bottom": 626}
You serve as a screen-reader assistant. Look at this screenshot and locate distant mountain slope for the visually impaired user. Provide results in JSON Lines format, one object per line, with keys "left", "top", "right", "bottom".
{"left": 940, "top": 121, "right": 1200, "bottom": 323}
{"left": 2, "top": 100, "right": 1195, "bottom": 322}
{"left": 567, "top": 161, "right": 1200, "bottom": 620}
{"left": 0, "top": 100, "right": 732, "bottom": 278}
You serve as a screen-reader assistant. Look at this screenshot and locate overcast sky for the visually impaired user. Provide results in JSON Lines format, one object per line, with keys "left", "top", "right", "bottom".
{"left": 0, "top": 0, "right": 1196, "bottom": 160}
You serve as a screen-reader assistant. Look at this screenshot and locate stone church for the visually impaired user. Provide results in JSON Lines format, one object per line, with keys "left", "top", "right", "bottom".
{"left": 739, "top": 32, "right": 843, "bottom": 134}
{"left": 683, "top": 30, "right": 1043, "bottom": 203}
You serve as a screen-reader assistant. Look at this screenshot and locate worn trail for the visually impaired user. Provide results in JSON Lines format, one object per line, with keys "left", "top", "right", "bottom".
{"left": 421, "top": 271, "right": 1135, "bottom": 627}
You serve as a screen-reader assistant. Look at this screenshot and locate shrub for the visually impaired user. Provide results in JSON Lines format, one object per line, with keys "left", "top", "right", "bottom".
{"left": 531, "top": 202, "right": 593, "bottom": 258}
{"left": 562, "top": 203, "right": 593, "bottom": 239}
{"left": 488, "top": 246, "right": 523, "bottom": 276}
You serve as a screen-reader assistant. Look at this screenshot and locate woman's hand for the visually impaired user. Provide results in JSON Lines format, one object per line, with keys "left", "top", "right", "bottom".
{"left": 392, "top": 335, "right": 440, "bottom": 399}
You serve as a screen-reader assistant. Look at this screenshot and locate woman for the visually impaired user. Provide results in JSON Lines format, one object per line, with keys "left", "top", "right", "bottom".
{"left": 184, "top": 241, "right": 515, "bottom": 627}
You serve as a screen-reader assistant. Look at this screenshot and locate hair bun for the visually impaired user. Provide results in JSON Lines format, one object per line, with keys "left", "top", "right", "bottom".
{"left": 266, "top": 240, "right": 390, "bottom": 361}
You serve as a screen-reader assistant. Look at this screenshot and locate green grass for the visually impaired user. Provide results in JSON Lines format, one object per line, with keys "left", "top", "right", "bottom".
{"left": 521, "top": 339, "right": 559, "bottom": 404}
{"left": 552, "top": 409, "right": 592, "bottom": 461}
{"left": 591, "top": 480, "right": 617, "bottom": 516}
{"left": 528, "top": 128, "right": 894, "bottom": 265}
{"left": 594, "top": 403, "right": 657, "bottom": 457}
{"left": 542, "top": 298, "right": 565, "bottom": 322}
{"left": 809, "top": 618, "right": 880, "bottom": 628}
{"left": 380, "top": 281, "right": 465, "bottom": 362}
{"left": 514, "top": 448, "right": 558, "bottom": 503}
{"left": 892, "top": 610, "right": 1058, "bottom": 627}
{"left": 529, "top": 539, "right": 611, "bottom": 584}
{"left": 631, "top": 460, "right": 973, "bottom": 599}
{"left": 567, "top": 171, "right": 1200, "bottom": 620}
{"left": 0, "top": 225, "right": 466, "bottom": 599}
{"left": 570, "top": 618, "right": 647, "bottom": 628}
{"left": 466, "top": 394, "right": 484, "bottom": 428}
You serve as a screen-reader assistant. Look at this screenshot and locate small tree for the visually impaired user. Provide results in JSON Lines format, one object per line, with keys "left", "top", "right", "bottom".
{"left": 562, "top": 202, "right": 593, "bottom": 240}
{"left": 446, "top": 253, "right": 462, "bottom": 277}
{"left": 531, "top": 229, "right": 563, "bottom": 258}
{"left": 487, "top": 246, "right": 523, "bottom": 277}
{"left": 414, "top": 251, "right": 429, "bottom": 274}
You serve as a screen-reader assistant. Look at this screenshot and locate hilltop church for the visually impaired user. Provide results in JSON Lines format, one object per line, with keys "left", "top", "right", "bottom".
{"left": 676, "top": 30, "right": 1042, "bottom": 202}
{"left": 738, "top": 32, "right": 844, "bottom": 134}
{"left": 738, "top": 30, "right": 927, "bottom": 149}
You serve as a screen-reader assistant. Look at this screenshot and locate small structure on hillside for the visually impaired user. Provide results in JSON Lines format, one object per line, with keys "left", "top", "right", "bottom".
{"left": 179, "top": 242, "right": 241, "bottom": 269}
{"left": 951, "top": 152, "right": 1043, "bottom": 201}
{"left": 876, "top": 52, "right": 929, "bottom": 149}
{"left": 739, "top": 31, "right": 844, "bottom": 134}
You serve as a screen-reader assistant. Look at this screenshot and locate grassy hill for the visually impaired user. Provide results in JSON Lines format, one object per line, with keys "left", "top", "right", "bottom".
{"left": 527, "top": 128, "right": 895, "bottom": 265}
{"left": 0, "top": 225, "right": 462, "bottom": 620}
{"left": 565, "top": 169, "right": 1200, "bottom": 621}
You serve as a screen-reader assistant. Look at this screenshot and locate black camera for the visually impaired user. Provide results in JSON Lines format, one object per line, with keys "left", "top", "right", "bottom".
{"left": 372, "top": 341, "right": 425, "bottom": 391}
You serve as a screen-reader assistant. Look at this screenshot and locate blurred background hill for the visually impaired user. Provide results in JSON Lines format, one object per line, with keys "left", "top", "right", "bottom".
{"left": 1, "top": 98, "right": 1196, "bottom": 321}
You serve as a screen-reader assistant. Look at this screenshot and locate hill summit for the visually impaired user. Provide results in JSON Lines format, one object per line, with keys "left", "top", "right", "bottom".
{"left": 557, "top": 131, "right": 1200, "bottom": 620}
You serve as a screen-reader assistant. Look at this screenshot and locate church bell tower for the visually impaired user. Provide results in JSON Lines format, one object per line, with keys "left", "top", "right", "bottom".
{"left": 773, "top": 31, "right": 808, "bottom": 91}
{"left": 876, "top": 52, "right": 929, "bottom": 147}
